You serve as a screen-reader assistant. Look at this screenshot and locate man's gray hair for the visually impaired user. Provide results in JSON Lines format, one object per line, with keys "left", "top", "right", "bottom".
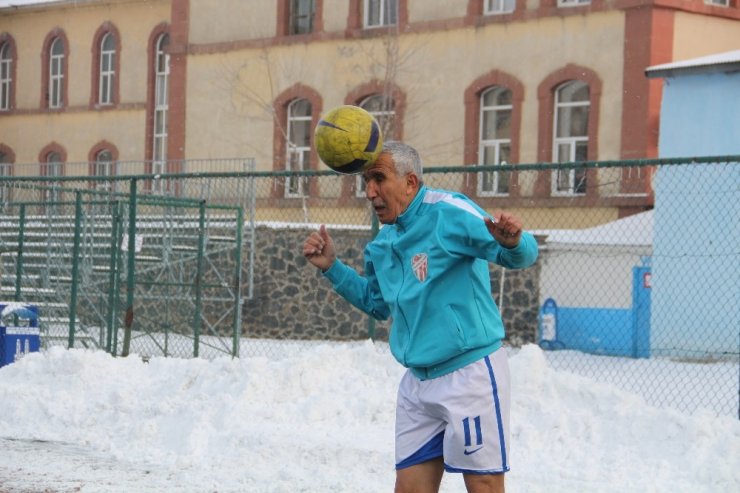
{"left": 382, "top": 141, "right": 423, "bottom": 182}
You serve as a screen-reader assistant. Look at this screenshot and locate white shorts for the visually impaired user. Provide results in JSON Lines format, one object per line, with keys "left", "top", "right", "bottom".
{"left": 395, "top": 347, "right": 510, "bottom": 474}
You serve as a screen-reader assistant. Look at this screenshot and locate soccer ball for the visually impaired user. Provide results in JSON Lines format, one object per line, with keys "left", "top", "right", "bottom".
{"left": 314, "top": 105, "right": 383, "bottom": 174}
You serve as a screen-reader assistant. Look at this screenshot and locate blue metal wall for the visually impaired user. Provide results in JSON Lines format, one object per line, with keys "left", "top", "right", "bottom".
{"left": 652, "top": 69, "right": 740, "bottom": 358}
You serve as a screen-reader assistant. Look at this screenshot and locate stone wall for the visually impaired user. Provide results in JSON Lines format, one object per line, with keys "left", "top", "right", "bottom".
{"left": 240, "top": 226, "right": 542, "bottom": 346}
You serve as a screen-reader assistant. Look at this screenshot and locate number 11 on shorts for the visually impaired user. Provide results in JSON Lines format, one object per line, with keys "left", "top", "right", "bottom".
{"left": 463, "top": 416, "right": 483, "bottom": 450}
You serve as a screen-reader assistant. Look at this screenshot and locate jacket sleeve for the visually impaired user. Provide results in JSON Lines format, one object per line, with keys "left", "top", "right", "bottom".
{"left": 443, "top": 203, "right": 539, "bottom": 269}
{"left": 322, "top": 257, "right": 391, "bottom": 321}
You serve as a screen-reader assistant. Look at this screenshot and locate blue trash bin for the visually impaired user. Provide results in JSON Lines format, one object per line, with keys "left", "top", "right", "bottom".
{"left": 0, "top": 303, "right": 40, "bottom": 367}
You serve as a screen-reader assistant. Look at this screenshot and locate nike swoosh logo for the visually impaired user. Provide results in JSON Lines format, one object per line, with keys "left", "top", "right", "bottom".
{"left": 463, "top": 447, "right": 483, "bottom": 455}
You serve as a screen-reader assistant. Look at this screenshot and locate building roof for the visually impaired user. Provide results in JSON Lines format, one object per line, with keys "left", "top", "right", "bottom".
{"left": 646, "top": 50, "right": 740, "bottom": 78}
{"left": 534, "top": 210, "right": 653, "bottom": 247}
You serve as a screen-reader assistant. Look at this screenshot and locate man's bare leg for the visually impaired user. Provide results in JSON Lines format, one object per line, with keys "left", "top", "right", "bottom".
{"left": 395, "top": 457, "right": 445, "bottom": 493}
{"left": 463, "top": 472, "right": 505, "bottom": 493}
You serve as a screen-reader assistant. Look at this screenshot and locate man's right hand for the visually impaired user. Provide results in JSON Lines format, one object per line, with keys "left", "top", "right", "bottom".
{"left": 302, "top": 224, "right": 337, "bottom": 272}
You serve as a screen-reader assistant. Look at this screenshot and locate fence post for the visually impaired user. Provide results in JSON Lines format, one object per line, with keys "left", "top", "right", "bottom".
{"left": 121, "top": 179, "right": 137, "bottom": 357}
{"left": 192, "top": 199, "right": 206, "bottom": 358}
{"left": 13, "top": 204, "right": 26, "bottom": 303}
{"left": 68, "top": 192, "right": 82, "bottom": 349}
{"left": 232, "top": 205, "right": 244, "bottom": 358}
{"left": 105, "top": 200, "right": 122, "bottom": 353}
{"left": 111, "top": 201, "right": 125, "bottom": 355}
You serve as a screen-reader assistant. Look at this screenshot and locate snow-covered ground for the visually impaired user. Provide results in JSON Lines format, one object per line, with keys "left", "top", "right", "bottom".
{"left": 0, "top": 341, "right": 738, "bottom": 492}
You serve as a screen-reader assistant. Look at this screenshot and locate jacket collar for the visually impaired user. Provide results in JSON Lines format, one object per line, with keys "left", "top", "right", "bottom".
{"left": 395, "top": 185, "right": 427, "bottom": 231}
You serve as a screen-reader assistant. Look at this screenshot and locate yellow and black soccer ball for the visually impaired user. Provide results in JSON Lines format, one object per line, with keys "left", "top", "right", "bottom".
{"left": 314, "top": 105, "right": 383, "bottom": 174}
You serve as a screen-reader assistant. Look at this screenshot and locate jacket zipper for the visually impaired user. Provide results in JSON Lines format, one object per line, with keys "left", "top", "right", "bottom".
{"left": 391, "top": 233, "right": 412, "bottom": 367}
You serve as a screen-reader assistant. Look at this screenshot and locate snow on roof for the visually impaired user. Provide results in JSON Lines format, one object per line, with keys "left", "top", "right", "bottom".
{"left": 646, "top": 50, "right": 740, "bottom": 78}
{"left": 534, "top": 210, "right": 653, "bottom": 247}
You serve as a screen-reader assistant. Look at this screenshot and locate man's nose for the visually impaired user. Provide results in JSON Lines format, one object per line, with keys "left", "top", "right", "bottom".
{"left": 365, "top": 180, "right": 377, "bottom": 200}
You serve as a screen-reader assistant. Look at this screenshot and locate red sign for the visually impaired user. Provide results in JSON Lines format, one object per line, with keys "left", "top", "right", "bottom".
{"left": 643, "top": 272, "right": 652, "bottom": 288}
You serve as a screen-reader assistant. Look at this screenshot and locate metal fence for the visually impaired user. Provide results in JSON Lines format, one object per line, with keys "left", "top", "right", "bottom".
{"left": 0, "top": 156, "right": 737, "bottom": 417}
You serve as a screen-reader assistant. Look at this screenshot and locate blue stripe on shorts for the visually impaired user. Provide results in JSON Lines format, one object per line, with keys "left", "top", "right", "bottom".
{"left": 395, "top": 430, "right": 444, "bottom": 470}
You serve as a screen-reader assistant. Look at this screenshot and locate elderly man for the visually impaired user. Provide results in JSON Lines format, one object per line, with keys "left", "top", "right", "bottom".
{"left": 303, "top": 141, "right": 538, "bottom": 493}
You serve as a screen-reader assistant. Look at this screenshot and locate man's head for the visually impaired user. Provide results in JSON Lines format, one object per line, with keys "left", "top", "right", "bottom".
{"left": 362, "top": 141, "right": 423, "bottom": 224}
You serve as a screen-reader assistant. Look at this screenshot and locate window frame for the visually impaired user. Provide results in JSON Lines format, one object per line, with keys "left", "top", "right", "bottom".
{"left": 289, "top": 0, "right": 315, "bottom": 35}
{"left": 364, "top": 0, "right": 398, "bottom": 29}
{"left": 484, "top": 0, "right": 515, "bottom": 15}
{"left": 153, "top": 33, "right": 170, "bottom": 182}
{"left": 94, "top": 149, "right": 115, "bottom": 191}
{"left": 41, "top": 150, "right": 64, "bottom": 213}
{"left": 285, "top": 98, "right": 312, "bottom": 198}
{"left": 477, "top": 86, "right": 513, "bottom": 197}
{"left": 551, "top": 80, "right": 590, "bottom": 196}
{"left": 0, "top": 41, "right": 13, "bottom": 111}
{"left": 49, "top": 37, "right": 65, "bottom": 109}
{"left": 557, "top": 0, "right": 591, "bottom": 6}
{"left": 355, "top": 94, "right": 396, "bottom": 197}
{"left": 98, "top": 32, "right": 116, "bottom": 106}
{"left": 0, "top": 148, "right": 13, "bottom": 203}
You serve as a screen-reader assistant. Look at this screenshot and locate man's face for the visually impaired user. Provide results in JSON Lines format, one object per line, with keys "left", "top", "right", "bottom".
{"left": 362, "top": 152, "right": 417, "bottom": 224}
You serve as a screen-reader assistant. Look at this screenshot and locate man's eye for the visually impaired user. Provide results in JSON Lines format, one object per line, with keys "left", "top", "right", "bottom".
{"left": 364, "top": 174, "right": 382, "bottom": 183}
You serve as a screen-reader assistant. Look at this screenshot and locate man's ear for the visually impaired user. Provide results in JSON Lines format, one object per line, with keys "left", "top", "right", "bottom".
{"left": 406, "top": 173, "right": 419, "bottom": 192}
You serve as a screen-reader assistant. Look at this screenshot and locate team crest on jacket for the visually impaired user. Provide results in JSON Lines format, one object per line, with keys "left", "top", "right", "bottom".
{"left": 412, "top": 253, "right": 428, "bottom": 282}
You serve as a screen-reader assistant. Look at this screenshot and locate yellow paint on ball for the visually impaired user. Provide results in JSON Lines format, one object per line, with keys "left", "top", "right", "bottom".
{"left": 314, "top": 105, "right": 383, "bottom": 174}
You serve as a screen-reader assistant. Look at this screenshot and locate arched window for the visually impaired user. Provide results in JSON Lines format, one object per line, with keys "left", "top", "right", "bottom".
{"left": 286, "top": 98, "right": 312, "bottom": 198}
{"left": 360, "top": 94, "right": 396, "bottom": 138}
{"left": 49, "top": 37, "right": 65, "bottom": 108}
{"left": 478, "top": 86, "right": 512, "bottom": 196}
{"left": 355, "top": 94, "right": 396, "bottom": 197}
{"left": 0, "top": 41, "right": 12, "bottom": 111}
{"left": 153, "top": 33, "right": 170, "bottom": 180}
{"left": 94, "top": 149, "right": 114, "bottom": 190}
{"left": 0, "top": 148, "right": 12, "bottom": 202}
{"left": 42, "top": 151, "right": 64, "bottom": 213}
{"left": 552, "top": 80, "right": 589, "bottom": 195}
{"left": 99, "top": 32, "right": 116, "bottom": 105}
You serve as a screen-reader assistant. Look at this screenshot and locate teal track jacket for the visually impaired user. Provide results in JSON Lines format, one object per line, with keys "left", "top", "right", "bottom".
{"left": 323, "top": 186, "right": 538, "bottom": 380}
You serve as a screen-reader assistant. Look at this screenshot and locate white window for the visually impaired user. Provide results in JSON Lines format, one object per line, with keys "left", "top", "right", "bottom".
{"left": 552, "top": 80, "right": 589, "bottom": 195}
{"left": 94, "top": 149, "right": 115, "bottom": 191}
{"left": 43, "top": 152, "right": 63, "bottom": 213}
{"left": 99, "top": 32, "right": 116, "bottom": 105}
{"left": 290, "top": 0, "right": 315, "bottom": 34}
{"left": 478, "top": 87, "right": 512, "bottom": 196}
{"left": 485, "top": 0, "right": 515, "bottom": 15}
{"left": 364, "top": 0, "right": 397, "bottom": 28}
{"left": 356, "top": 95, "right": 395, "bottom": 197}
{"left": 705, "top": 0, "right": 729, "bottom": 5}
{"left": 153, "top": 34, "right": 170, "bottom": 186}
{"left": 49, "top": 37, "right": 64, "bottom": 108}
{"left": 558, "top": 0, "right": 590, "bottom": 6}
{"left": 0, "top": 153, "right": 10, "bottom": 202}
{"left": 286, "top": 99, "right": 312, "bottom": 198}
{"left": 0, "top": 43, "right": 11, "bottom": 111}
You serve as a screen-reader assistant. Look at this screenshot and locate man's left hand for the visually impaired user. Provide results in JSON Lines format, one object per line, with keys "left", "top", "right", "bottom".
{"left": 484, "top": 212, "right": 522, "bottom": 248}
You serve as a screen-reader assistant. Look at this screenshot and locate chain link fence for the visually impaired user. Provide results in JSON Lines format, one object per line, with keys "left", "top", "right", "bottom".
{"left": 0, "top": 156, "right": 737, "bottom": 417}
